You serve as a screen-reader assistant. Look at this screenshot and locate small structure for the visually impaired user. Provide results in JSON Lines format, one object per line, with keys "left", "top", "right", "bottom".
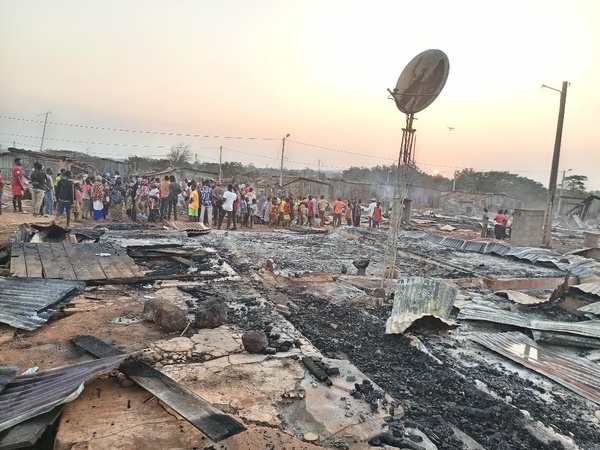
{"left": 510, "top": 208, "right": 544, "bottom": 247}
{"left": 439, "top": 191, "right": 519, "bottom": 215}
{"left": 0, "top": 147, "right": 96, "bottom": 179}
{"left": 143, "top": 166, "right": 218, "bottom": 182}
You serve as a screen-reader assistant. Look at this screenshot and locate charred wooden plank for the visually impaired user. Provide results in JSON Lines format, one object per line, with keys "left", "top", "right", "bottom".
{"left": 72, "top": 335, "right": 245, "bottom": 442}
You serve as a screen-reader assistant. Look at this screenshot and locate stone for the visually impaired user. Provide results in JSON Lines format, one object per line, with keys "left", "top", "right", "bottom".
{"left": 303, "top": 432, "right": 319, "bottom": 442}
{"left": 275, "top": 304, "right": 291, "bottom": 316}
{"left": 194, "top": 299, "right": 227, "bottom": 329}
{"left": 242, "top": 330, "right": 269, "bottom": 353}
{"left": 142, "top": 298, "right": 188, "bottom": 332}
{"left": 155, "top": 337, "right": 194, "bottom": 353}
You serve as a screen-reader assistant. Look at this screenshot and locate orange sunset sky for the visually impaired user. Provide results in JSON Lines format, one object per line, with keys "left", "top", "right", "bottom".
{"left": 1, "top": 0, "right": 599, "bottom": 190}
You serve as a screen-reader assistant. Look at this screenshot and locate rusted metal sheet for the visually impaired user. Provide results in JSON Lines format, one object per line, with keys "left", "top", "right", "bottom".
{"left": 495, "top": 290, "right": 550, "bottom": 305}
{"left": 470, "top": 332, "right": 600, "bottom": 404}
{"left": 0, "top": 356, "right": 124, "bottom": 432}
{"left": 386, "top": 277, "right": 457, "bottom": 334}
{"left": 457, "top": 303, "right": 600, "bottom": 339}
{"left": 163, "top": 220, "right": 210, "bottom": 235}
{"left": 0, "top": 278, "right": 85, "bottom": 330}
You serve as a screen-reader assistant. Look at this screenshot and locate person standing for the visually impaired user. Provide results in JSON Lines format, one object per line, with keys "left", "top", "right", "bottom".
{"left": 81, "top": 178, "right": 92, "bottom": 219}
{"left": 55, "top": 170, "right": 74, "bottom": 227}
{"left": 212, "top": 181, "right": 225, "bottom": 226}
{"left": 91, "top": 176, "right": 105, "bottom": 220}
{"left": 160, "top": 175, "right": 170, "bottom": 219}
{"left": 168, "top": 176, "right": 180, "bottom": 220}
{"left": 135, "top": 179, "right": 150, "bottom": 219}
{"left": 345, "top": 201, "right": 353, "bottom": 226}
{"left": 493, "top": 209, "right": 505, "bottom": 240}
{"left": 30, "top": 162, "right": 46, "bottom": 217}
{"left": 367, "top": 198, "right": 377, "bottom": 228}
{"left": 188, "top": 182, "right": 199, "bottom": 222}
{"left": 219, "top": 184, "right": 237, "bottom": 230}
{"left": 199, "top": 180, "right": 213, "bottom": 226}
{"left": 110, "top": 179, "right": 126, "bottom": 222}
{"left": 333, "top": 197, "right": 344, "bottom": 227}
{"left": 43, "top": 168, "right": 55, "bottom": 217}
{"left": 318, "top": 195, "right": 329, "bottom": 226}
{"left": 371, "top": 202, "right": 382, "bottom": 228}
{"left": 353, "top": 199, "right": 362, "bottom": 227}
{"left": 481, "top": 207, "right": 490, "bottom": 238}
{"left": 11, "top": 157, "right": 25, "bottom": 213}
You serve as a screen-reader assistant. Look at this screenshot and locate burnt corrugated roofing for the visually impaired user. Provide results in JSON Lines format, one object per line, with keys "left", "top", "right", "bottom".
{"left": 0, "top": 356, "right": 124, "bottom": 432}
{"left": 386, "top": 277, "right": 457, "bottom": 334}
{"left": 578, "top": 298, "right": 600, "bottom": 314}
{"left": 0, "top": 278, "right": 86, "bottom": 330}
{"left": 470, "top": 331, "right": 600, "bottom": 404}
{"left": 458, "top": 303, "right": 600, "bottom": 339}
{"left": 0, "top": 364, "right": 18, "bottom": 392}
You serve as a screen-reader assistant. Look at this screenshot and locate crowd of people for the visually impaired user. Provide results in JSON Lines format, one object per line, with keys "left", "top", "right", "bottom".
{"left": 482, "top": 207, "right": 513, "bottom": 239}
{"left": 1, "top": 157, "right": 386, "bottom": 230}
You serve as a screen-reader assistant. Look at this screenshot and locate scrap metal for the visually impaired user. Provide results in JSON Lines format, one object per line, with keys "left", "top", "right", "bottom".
{"left": 457, "top": 303, "right": 600, "bottom": 339}
{"left": 470, "top": 331, "right": 600, "bottom": 404}
{"left": 0, "top": 364, "right": 18, "bottom": 392}
{"left": 531, "top": 330, "right": 600, "bottom": 349}
{"left": 0, "top": 356, "right": 125, "bottom": 432}
{"left": 578, "top": 299, "right": 600, "bottom": 315}
{"left": 386, "top": 277, "right": 457, "bottom": 334}
{"left": 0, "top": 277, "right": 85, "bottom": 330}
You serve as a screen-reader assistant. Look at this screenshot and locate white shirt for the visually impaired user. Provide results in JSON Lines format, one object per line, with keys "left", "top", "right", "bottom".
{"left": 222, "top": 190, "right": 236, "bottom": 211}
{"left": 368, "top": 201, "right": 377, "bottom": 217}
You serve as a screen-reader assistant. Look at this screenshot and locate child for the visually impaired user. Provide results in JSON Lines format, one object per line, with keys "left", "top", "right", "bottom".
{"left": 148, "top": 183, "right": 161, "bottom": 222}
{"left": 371, "top": 202, "right": 382, "bottom": 228}
{"left": 239, "top": 196, "right": 248, "bottom": 227}
{"left": 73, "top": 182, "right": 82, "bottom": 222}
{"left": 249, "top": 198, "right": 258, "bottom": 228}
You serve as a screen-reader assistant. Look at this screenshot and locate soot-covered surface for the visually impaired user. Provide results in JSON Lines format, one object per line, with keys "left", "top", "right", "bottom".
{"left": 200, "top": 227, "right": 600, "bottom": 449}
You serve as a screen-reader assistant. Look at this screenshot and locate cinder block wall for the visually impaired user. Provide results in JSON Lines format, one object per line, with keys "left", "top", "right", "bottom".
{"left": 510, "top": 209, "right": 545, "bottom": 247}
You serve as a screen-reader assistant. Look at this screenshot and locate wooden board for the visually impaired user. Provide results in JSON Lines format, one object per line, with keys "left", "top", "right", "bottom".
{"left": 22, "top": 244, "right": 43, "bottom": 278}
{"left": 72, "top": 335, "right": 246, "bottom": 442}
{"left": 9, "top": 243, "right": 143, "bottom": 282}
{"left": 0, "top": 406, "right": 64, "bottom": 450}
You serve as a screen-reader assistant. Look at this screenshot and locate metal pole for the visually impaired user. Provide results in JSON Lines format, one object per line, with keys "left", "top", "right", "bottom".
{"left": 280, "top": 134, "right": 290, "bottom": 187}
{"left": 219, "top": 145, "right": 223, "bottom": 182}
{"left": 557, "top": 169, "right": 570, "bottom": 216}
{"left": 541, "top": 81, "right": 568, "bottom": 247}
{"left": 39, "top": 111, "right": 51, "bottom": 152}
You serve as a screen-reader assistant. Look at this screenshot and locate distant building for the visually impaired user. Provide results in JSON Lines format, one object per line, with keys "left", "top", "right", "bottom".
{"left": 0, "top": 147, "right": 97, "bottom": 179}
{"left": 142, "top": 166, "right": 219, "bottom": 183}
{"left": 439, "top": 191, "right": 519, "bottom": 215}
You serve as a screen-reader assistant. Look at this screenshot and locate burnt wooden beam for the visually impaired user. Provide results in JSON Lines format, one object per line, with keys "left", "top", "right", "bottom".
{"left": 72, "top": 335, "right": 245, "bottom": 442}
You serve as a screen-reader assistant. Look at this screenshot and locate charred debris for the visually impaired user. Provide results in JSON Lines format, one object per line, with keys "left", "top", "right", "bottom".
{"left": 0, "top": 218, "right": 600, "bottom": 449}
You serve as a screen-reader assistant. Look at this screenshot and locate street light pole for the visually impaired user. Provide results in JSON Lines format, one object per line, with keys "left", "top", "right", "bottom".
{"left": 219, "top": 145, "right": 223, "bottom": 182}
{"left": 39, "top": 111, "right": 52, "bottom": 152}
{"left": 557, "top": 168, "right": 572, "bottom": 216}
{"left": 279, "top": 134, "right": 290, "bottom": 187}
{"left": 541, "top": 81, "right": 569, "bottom": 247}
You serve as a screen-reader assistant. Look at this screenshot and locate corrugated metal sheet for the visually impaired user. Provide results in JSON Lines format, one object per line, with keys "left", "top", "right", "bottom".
{"left": 163, "top": 220, "right": 210, "bottom": 234}
{"left": 470, "top": 332, "right": 600, "bottom": 405}
{"left": 578, "top": 299, "right": 600, "bottom": 314}
{"left": 458, "top": 303, "right": 600, "bottom": 339}
{"left": 0, "top": 356, "right": 125, "bottom": 432}
{"left": 424, "top": 234, "right": 445, "bottom": 245}
{"left": 0, "top": 278, "right": 86, "bottom": 330}
{"left": 0, "top": 365, "right": 18, "bottom": 392}
{"left": 463, "top": 241, "right": 487, "bottom": 253}
{"left": 439, "top": 238, "right": 466, "bottom": 250}
{"left": 386, "top": 277, "right": 457, "bottom": 334}
{"left": 531, "top": 330, "right": 600, "bottom": 349}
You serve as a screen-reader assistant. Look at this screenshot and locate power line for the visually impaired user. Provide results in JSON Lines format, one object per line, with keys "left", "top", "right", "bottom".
{"left": 0, "top": 115, "right": 278, "bottom": 141}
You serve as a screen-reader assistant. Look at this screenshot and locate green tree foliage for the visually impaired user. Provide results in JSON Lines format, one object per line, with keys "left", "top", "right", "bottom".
{"left": 563, "top": 174, "right": 587, "bottom": 194}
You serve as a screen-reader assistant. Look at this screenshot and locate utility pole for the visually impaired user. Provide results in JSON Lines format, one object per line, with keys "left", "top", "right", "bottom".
{"left": 541, "top": 81, "right": 569, "bottom": 247}
{"left": 39, "top": 111, "right": 52, "bottom": 152}
{"left": 219, "top": 145, "right": 223, "bottom": 182}
{"left": 279, "top": 134, "right": 290, "bottom": 187}
{"left": 317, "top": 159, "right": 321, "bottom": 178}
{"left": 556, "top": 168, "right": 572, "bottom": 216}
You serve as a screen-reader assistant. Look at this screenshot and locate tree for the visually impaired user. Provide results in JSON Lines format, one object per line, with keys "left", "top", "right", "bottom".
{"left": 167, "top": 142, "right": 192, "bottom": 167}
{"left": 564, "top": 174, "right": 587, "bottom": 194}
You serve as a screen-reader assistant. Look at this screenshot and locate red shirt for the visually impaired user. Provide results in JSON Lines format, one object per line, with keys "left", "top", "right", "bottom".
{"left": 11, "top": 165, "right": 24, "bottom": 195}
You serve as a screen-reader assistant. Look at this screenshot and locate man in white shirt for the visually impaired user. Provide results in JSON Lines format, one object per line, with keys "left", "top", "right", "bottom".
{"left": 219, "top": 184, "right": 237, "bottom": 230}
{"left": 367, "top": 198, "right": 377, "bottom": 227}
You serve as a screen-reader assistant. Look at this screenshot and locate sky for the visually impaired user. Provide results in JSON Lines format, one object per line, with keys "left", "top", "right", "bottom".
{"left": 1, "top": 0, "right": 599, "bottom": 190}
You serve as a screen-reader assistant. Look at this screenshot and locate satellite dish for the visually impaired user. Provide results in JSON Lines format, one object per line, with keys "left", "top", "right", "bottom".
{"left": 391, "top": 49, "right": 450, "bottom": 114}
